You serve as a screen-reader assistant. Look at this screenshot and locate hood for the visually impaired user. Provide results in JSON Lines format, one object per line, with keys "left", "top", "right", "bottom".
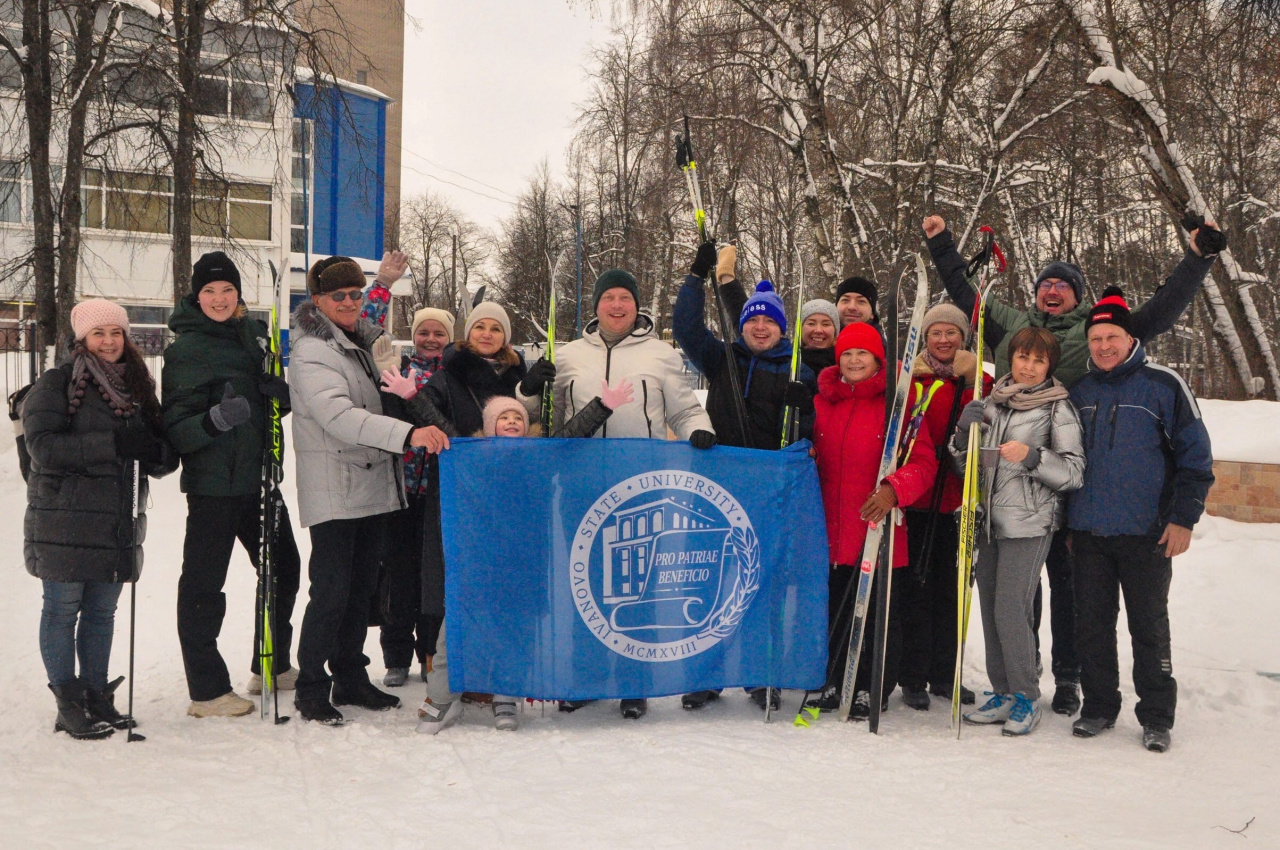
{"left": 912, "top": 349, "right": 979, "bottom": 386}
{"left": 582, "top": 313, "right": 658, "bottom": 346}
{"left": 167, "top": 293, "right": 242, "bottom": 339}
{"left": 291, "top": 300, "right": 384, "bottom": 350}
{"left": 1028, "top": 301, "right": 1090, "bottom": 332}
{"left": 817, "top": 362, "right": 888, "bottom": 403}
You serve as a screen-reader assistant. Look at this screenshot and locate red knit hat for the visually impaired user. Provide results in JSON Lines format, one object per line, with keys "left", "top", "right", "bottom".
{"left": 835, "top": 322, "right": 885, "bottom": 363}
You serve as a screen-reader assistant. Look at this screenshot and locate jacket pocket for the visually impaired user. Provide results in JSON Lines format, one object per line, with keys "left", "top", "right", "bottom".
{"left": 336, "top": 446, "right": 389, "bottom": 509}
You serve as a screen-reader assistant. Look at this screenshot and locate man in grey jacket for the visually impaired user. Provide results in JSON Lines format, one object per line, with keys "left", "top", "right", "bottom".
{"left": 288, "top": 256, "right": 447, "bottom": 725}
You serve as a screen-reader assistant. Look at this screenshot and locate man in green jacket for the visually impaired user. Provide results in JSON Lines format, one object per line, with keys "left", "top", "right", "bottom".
{"left": 920, "top": 213, "right": 1224, "bottom": 717}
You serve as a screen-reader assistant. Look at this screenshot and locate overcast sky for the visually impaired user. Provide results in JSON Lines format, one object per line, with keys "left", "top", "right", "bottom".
{"left": 398, "top": 0, "right": 614, "bottom": 232}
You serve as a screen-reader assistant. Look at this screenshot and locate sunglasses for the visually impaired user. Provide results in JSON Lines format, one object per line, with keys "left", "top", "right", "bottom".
{"left": 325, "top": 290, "right": 364, "bottom": 303}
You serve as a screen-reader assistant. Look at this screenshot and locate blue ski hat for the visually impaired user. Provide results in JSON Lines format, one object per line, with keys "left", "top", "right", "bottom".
{"left": 740, "top": 280, "right": 787, "bottom": 335}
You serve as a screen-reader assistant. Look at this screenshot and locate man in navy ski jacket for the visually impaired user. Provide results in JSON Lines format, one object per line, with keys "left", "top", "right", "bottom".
{"left": 1067, "top": 287, "right": 1214, "bottom": 753}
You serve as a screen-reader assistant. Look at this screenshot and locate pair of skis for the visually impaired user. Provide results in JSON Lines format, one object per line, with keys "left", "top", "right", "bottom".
{"left": 258, "top": 262, "right": 289, "bottom": 725}
{"left": 951, "top": 228, "right": 1004, "bottom": 734}
{"left": 829, "top": 255, "right": 931, "bottom": 728}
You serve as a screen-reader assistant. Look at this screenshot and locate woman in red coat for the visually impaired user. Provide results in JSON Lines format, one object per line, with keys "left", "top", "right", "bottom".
{"left": 807, "top": 322, "right": 937, "bottom": 719}
{"left": 898, "top": 304, "right": 993, "bottom": 711}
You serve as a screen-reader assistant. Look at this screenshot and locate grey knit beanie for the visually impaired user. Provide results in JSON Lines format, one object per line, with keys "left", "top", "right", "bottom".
{"left": 922, "top": 303, "right": 971, "bottom": 345}
{"left": 800, "top": 299, "right": 840, "bottom": 329}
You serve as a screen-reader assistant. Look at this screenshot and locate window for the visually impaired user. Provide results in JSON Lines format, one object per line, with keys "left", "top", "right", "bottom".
{"left": 290, "top": 118, "right": 312, "bottom": 253}
{"left": 0, "top": 38, "right": 20, "bottom": 91}
{"left": 1, "top": 160, "right": 62, "bottom": 224}
{"left": 82, "top": 167, "right": 271, "bottom": 240}
{"left": 194, "top": 178, "right": 272, "bottom": 241}
{"left": 194, "top": 57, "right": 272, "bottom": 122}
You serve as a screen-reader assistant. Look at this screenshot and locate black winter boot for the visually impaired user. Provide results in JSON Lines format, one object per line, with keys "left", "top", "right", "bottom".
{"left": 331, "top": 679, "right": 400, "bottom": 711}
{"left": 1052, "top": 679, "right": 1081, "bottom": 716}
{"left": 620, "top": 699, "right": 647, "bottom": 719}
{"left": 681, "top": 690, "right": 720, "bottom": 710}
{"left": 50, "top": 680, "right": 114, "bottom": 740}
{"left": 85, "top": 676, "right": 136, "bottom": 730}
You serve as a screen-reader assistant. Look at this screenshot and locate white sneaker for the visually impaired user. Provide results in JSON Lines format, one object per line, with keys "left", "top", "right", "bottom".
{"left": 188, "top": 691, "right": 255, "bottom": 718}
{"left": 246, "top": 667, "right": 298, "bottom": 695}
{"left": 964, "top": 691, "right": 1014, "bottom": 725}
{"left": 415, "top": 698, "right": 462, "bottom": 735}
{"left": 493, "top": 697, "right": 518, "bottom": 732}
{"left": 1002, "top": 693, "right": 1042, "bottom": 736}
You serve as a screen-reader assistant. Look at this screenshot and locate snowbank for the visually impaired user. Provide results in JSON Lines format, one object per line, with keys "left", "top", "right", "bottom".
{"left": 1200, "top": 399, "right": 1280, "bottom": 464}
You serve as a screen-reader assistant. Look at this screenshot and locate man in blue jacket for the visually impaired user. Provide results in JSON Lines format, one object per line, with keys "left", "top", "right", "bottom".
{"left": 673, "top": 241, "right": 817, "bottom": 712}
{"left": 1067, "top": 287, "right": 1214, "bottom": 753}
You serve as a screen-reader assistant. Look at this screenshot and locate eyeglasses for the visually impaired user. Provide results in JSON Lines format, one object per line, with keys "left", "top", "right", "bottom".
{"left": 325, "top": 290, "right": 364, "bottom": 303}
{"left": 1037, "top": 279, "right": 1074, "bottom": 293}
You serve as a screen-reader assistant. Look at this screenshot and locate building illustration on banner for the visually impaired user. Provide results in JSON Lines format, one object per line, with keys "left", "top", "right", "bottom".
{"left": 600, "top": 497, "right": 735, "bottom": 632}
{"left": 571, "top": 470, "right": 761, "bottom": 662}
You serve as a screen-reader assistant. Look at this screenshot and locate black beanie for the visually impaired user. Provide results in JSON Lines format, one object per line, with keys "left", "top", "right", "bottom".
{"left": 1035, "top": 261, "right": 1086, "bottom": 303}
{"left": 192, "top": 251, "right": 242, "bottom": 297}
{"left": 1086, "top": 286, "right": 1132, "bottom": 335}
{"left": 308, "top": 256, "right": 366, "bottom": 296}
{"left": 836, "top": 276, "right": 879, "bottom": 321}
{"left": 593, "top": 268, "right": 640, "bottom": 311}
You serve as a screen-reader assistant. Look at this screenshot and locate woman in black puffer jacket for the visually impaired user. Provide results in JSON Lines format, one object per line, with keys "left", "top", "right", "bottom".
{"left": 24, "top": 299, "right": 176, "bottom": 739}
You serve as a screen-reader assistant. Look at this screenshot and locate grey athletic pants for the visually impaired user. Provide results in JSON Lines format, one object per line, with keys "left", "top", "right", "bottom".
{"left": 975, "top": 533, "right": 1054, "bottom": 701}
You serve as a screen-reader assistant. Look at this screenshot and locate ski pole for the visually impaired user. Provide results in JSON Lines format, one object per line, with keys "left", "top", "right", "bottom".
{"left": 127, "top": 458, "right": 144, "bottom": 743}
{"left": 781, "top": 246, "right": 805, "bottom": 448}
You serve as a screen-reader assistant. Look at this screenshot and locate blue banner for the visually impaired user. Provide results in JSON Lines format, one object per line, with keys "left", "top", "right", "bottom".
{"left": 439, "top": 438, "right": 829, "bottom": 700}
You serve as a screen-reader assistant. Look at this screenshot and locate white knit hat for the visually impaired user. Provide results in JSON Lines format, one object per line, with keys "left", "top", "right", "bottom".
{"left": 70, "top": 299, "right": 131, "bottom": 340}
{"left": 464, "top": 301, "right": 512, "bottom": 344}
{"left": 411, "top": 307, "right": 456, "bottom": 341}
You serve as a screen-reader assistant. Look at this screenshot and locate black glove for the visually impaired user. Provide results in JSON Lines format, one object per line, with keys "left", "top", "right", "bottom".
{"left": 204, "top": 382, "right": 251, "bottom": 434}
{"left": 783, "top": 381, "right": 814, "bottom": 414}
{"left": 690, "top": 241, "right": 717, "bottom": 280}
{"left": 114, "top": 423, "right": 165, "bottom": 464}
{"left": 519, "top": 358, "right": 557, "bottom": 396}
{"left": 952, "top": 399, "right": 987, "bottom": 449}
{"left": 690, "top": 429, "right": 717, "bottom": 450}
{"left": 1180, "top": 211, "right": 1228, "bottom": 255}
{"left": 259, "top": 373, "right": 290, "bottom": 404}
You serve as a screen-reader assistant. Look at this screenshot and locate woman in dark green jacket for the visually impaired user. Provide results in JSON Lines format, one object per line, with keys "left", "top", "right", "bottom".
{"left": 161, "top": 252, "right": 300, "bottom": 718}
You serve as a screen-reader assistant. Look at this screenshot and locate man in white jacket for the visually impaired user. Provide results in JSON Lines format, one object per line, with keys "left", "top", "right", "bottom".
{"left": 287, "top": 256, "right": 446, "bottom": 725}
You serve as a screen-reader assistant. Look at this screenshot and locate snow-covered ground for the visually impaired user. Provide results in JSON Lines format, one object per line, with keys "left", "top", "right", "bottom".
{"left": 1, "top": 434, "right": 1277, "bottom": 848}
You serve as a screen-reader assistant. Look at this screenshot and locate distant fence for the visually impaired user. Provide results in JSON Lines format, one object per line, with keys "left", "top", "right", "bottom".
{"left": 1206, "top": 461, "right": 1280, "bottom": 524}
{"left": 2, "top": 322, "right": 171, "bottom": 401}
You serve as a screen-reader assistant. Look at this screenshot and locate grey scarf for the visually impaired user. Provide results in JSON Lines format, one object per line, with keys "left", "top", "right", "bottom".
{"left": 989, "top": 374, "right": 1070, "bottom": 411}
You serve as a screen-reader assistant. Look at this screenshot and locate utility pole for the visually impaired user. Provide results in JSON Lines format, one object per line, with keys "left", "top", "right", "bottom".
{"left": 451, "top": 232, "right": 462, "bottom": 339}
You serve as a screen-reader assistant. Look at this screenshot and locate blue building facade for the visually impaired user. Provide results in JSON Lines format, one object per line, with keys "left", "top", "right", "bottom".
{"left": 292, "top": 78, "right": 389, "bottom": 262}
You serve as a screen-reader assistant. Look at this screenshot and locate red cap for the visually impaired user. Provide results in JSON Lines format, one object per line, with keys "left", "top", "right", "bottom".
{"left": 835, "top": 322, "right": 885, "bottom": 363}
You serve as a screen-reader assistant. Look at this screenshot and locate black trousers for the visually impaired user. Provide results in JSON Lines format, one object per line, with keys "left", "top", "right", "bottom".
{"left": 827, "top": 562, "right": 904, "bottom": 701}
{"left": 1072, "top": 531, "right": 1176, "bottom": 728}
{"left": 379, "top": 494, "right": 443, "bottom": 668}
{"left": 295, "top": 513, "right": 390, "bottom": 703}
{"left": 177, "top": 494, "right": 301, "bottom": 701}
{"left": 898, "top": 510, "right": 959, "bottom": 691}
{"left": 1032, "top": 527, "right": 1080, "bottom": 682}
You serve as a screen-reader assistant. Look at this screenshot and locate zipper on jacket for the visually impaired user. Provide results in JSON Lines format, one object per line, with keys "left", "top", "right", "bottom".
{"left": 1087, "top": 404, "right": 1100, "bottom": 450}
{"left": 641, "top": 380, "right": 652, "bottom": 437}
{"left": 1108, "top": 403, "right": 1118, "bottom": 449}
{"left": 602, "top": 348, "right": 613, "bottom": 438}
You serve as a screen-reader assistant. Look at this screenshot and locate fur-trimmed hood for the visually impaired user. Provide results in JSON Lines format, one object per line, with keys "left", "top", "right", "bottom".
{"left": 291, "top": 299, "right": 384, "bottom": 350}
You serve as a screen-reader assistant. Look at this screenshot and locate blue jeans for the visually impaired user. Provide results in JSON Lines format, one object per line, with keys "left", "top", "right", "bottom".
{"left": 39, "top": 580, "right": 123, "bottom": 690}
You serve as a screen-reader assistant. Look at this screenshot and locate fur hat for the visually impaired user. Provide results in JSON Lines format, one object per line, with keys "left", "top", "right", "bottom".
{"left": 192, "top": 251, "right": 242, "bottom": 297}
{"left": 800, "top": 299, "right": 839, "bottom": 330}
{"left": 482, "top": 395, "right": 528, "bottom": 436}
{"left": 1034, "top": 261, "right": 1085, "bottom": 303}
{"left": 740, "top": 280, "right": 787, "bottom": 335}
{"left": 835, "top": 276, "right": 879, "bottom": 322}
{"left": 593, "top": 268, "right": 640, "bottom": 311}
{"left": 411, "top": 307, "right": 455, "bottom": 341}
{"left": 464, "top": 301, "right": 512, "bottom": 344}
{"left": 1086, "top": 286, "right": 1132, "bottom": 335}
{"left": 835, "top": 321, "right": 885, "bottom": 364}
{"left": 922, "top": 302, "right": 971, "bottom": 345}
{"left": 308, "top": 256, "right": 366, "bottom": 296}
{"left": 70, "top": 299, "right": 130, "bottom": 341}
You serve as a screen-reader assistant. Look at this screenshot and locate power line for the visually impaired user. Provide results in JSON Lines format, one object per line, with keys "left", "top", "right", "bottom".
{"left": 389, "top": 138, "right": 523, "bottom": 202}
{"left": 398, "top": 161, "right": 517, "bottom": 207}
